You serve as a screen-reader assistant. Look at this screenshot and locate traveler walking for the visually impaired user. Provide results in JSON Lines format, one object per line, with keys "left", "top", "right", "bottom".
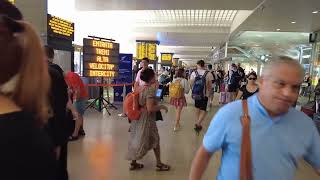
{"left": 190, "top": 56, "right": 320, "bottom": 180}
{"left": 236, "top": 72, "right": 259, "bottom": 100}
{"left": 190, "top": 60, "right": 214, "bottom": 134}
{"left": 127, "top": 68, "right": 170, "bottom": 171}
{"left": 169, "top": 68, "right": 190, "bottom": 131}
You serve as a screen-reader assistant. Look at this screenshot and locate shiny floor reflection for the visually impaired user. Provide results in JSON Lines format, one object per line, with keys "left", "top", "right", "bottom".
{"left": 68, "top": 96, "right": 319, "bottom": 180}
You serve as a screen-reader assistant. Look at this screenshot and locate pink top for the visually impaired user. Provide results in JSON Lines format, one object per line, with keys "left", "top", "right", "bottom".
{"left": 135, "top": 69, "right": 146, "bottom": 86}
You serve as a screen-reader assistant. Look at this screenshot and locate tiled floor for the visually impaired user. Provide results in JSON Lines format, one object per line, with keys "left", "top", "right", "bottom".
{"left": 68, "top": 96, "right": 319, "bottom": 180}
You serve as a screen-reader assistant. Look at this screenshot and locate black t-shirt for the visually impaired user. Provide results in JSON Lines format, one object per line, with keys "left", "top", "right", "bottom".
{"left": 240, "top": 85, "right": 259, "bottom": 99}
{"left": 46, "top": 66, "right": 70, "bottom": 146}
{"left": 0, "top": 111, "right": 57, "bottom": 180}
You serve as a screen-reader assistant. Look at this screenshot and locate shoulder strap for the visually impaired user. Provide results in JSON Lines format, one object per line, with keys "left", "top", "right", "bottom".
{"left": 195, "top": 70, "right": 200, "bottom": 78}
{"left": 240, "top": 100, "right": 253, "bottom": 180}
{"left": 202, "top": 71, "right": 209, "bottom": 79}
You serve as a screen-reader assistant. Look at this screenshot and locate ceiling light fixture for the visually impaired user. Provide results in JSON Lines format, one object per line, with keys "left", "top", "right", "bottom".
{"left": 312, "top": 11, "right": 319, "bottom": 14}
{"left": 291, "top": 21, "right": 296, "bottom": 24}
{"left": 276, "top": 28, "right": 281, "bottom": 31}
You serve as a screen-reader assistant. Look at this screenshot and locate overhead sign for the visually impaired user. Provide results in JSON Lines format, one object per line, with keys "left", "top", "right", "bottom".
{"left": 8, "top": 0, "right": 15, "bottom": 4}
{"left": 161, "top": 53, "right": 173, "bottom": 65}
{"left": 173, "top": 58, "right": 179, "bottom": 66}
{"left": 136, "top": 41, "right": 158, "bottom": 61}
{"left": 47, "top": 14, "right": 74, "bottom": 41}
{"left": 83, "top": 38, "right": 120, "bottom": 78}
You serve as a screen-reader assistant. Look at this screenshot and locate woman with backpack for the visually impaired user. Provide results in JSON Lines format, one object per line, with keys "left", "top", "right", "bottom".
{"left": 169, "top": 68, "right": 190, "bottom": 132}
{"left": 127, "top": 68, "right": 170, "bottom": 172}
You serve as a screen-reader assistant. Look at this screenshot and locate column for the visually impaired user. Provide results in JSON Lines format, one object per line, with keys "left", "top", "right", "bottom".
{"left": 15, "top": 0, "right": 48, "bottom": 43}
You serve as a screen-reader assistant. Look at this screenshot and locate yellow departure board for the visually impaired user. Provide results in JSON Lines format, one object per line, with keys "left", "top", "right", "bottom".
{"left": 161, "top": 53, "right": 173, "bottom": 61}
{"left": 8, "top": 0, "right": 15, "bottom": 4}
{"left": 136, "top": 41, "right": 157, "bottom": 61}
{"left": 83, "top": 38, "right": 120, "bottom": 78}
{"left": 47, "top": 14, "right": 74, "bottom": 41}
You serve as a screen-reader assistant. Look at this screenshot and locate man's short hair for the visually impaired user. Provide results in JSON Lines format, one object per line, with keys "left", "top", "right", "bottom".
{"left": 208, "top": 64, "right": 213, "bottom": 70}
{"left": 262, "top": 56, "right": 304, "bottom": 78}
{"left": 142, "top": 57, "right": 150, "bottom": 63}
{"left": 197, "top": 60, "right": 205, "bottom": 67}
{"left": 45, "top": 46, "right": 54, "bottom": 59}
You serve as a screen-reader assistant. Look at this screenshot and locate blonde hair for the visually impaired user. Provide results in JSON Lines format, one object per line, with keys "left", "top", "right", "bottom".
{"left": 0, "top": 21, "right": 50, "bottom": 125}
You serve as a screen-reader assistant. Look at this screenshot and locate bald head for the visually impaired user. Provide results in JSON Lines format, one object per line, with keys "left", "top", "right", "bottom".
{"left": 262, "top": 56, "right": 304, "bottom": 79}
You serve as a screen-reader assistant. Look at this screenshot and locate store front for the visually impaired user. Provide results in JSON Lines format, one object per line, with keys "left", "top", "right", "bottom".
{"left": 311, "top": 42, "right": 320, "bottom": 86}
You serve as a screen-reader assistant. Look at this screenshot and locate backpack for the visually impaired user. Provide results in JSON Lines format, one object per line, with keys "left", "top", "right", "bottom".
{"left": 124, "top": 87, "right": 147, "bottom": 121}
{"left": 169, "top": 79, "right": 183, "bottom": 98}
{"left": 192, "top": 71, "right": 209, "bottom": 100}
{"left": 159, "top": 74, "right": 168, "bottom": 85}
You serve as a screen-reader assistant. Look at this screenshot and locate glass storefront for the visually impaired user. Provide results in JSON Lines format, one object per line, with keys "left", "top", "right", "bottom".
{"left": 312, "top": 42, "right": 320, "bottom": 86}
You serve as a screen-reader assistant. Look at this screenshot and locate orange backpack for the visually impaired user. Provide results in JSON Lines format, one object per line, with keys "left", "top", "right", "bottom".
{"left": 124, "top": 87, "right": 147, "bottom": 120}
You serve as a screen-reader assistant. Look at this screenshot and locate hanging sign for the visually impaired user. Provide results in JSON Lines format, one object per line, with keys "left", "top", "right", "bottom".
{"left": 161, "top": 53, "right": 173, "bottom": 65}
{"left": 47, "top": 14, "right": 74, "bottom": 41}
{"left": 136, "top": 40, "right": 159, "bottom": 61}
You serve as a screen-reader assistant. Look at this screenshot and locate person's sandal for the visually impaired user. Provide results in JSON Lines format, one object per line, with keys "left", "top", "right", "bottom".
{"left": 129, "top": 162, "right": 144, "bottom": 171}
{"left": 156, "top": 163, "right": 171, "bottom": 171}
{"left": 68, "top": 135, "right": 79, "bottom": 141}
{"left": 194, "top": 124, "right": 203, "bottom": 135}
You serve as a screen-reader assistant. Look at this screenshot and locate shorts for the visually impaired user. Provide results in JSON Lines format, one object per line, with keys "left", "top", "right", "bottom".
{"left": 195, "top": 97, "right": 209, "bottom": 111}
{"left": 74, "top": 99, "right": 87, "bottom": 116}
{"left": 228, "top": 84, "right": 238, "bottom": 92}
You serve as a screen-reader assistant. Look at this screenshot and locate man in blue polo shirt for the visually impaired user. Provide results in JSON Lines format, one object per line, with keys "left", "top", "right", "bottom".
{"left": 189, "top": 56, "right": 320, "bottom": 180}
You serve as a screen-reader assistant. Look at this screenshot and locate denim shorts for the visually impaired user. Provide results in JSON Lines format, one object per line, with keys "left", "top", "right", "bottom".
{"left": 74, "top": 99, "right": 87, "bottom": 116}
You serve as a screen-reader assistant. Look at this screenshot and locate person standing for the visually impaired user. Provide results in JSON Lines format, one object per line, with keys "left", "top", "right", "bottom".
{"left": 190, "top": 56, "right": 320, "bottom": 180}
{"left": 0, "top": 2, "right": 56, "bottom": 179}
{"left": 169, "top": 68, "right": 190, "bottom": 131}
{"left": 134, "top": 57, "right": 153, "bottom": 91}
{"left": 190, "top": 60, "right": 214, "bottom": 134}
{"left": 45, "top": 46, "right": 70, "bottom": 180}
{"left": 64, "top": 71, "right": 89, "bottom": 140}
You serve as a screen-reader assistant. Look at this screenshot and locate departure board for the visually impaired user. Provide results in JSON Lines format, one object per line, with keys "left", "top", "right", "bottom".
{"left": 136, "top": 41, "right": 158, "bottom": 61}
{"left": 47, "top": 14, "right": 74, "bottom": 41}
{"left": 83, "top": 38, "right": 119, "bottom": 78}
{"left": 8, "top": 0, "right": 15, "bottom": 4}
{"left": 161, "top": 53, "right": 173, "bottom": 65}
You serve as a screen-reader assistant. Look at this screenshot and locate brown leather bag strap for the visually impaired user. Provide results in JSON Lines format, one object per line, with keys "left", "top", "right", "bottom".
{"left": 240, "top": 100, "right": 254, "bottom": 180}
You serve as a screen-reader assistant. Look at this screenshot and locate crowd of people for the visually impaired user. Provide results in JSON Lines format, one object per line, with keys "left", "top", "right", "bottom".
{"left": 0, "top": 1, "right": 319, "bottom": 180}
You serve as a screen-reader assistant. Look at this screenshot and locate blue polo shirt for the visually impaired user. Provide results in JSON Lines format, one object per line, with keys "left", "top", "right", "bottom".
{"left": 203, "top": 94, "right": 320, "bottom": 180}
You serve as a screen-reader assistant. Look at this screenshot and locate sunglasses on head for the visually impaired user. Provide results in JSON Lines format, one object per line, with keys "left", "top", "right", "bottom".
{"left": 248, "top": 77, "right": 257, "bottom": 80}
{"left": 0, "top": 14, "right": 24, "bottom": 33}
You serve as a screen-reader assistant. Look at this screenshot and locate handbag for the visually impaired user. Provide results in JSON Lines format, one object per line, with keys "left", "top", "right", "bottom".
{"left": 240, "top": 100, "right": 253, "bottom": 180}
{"left": 155, "top": 110, "right": 163, "bottom": 121}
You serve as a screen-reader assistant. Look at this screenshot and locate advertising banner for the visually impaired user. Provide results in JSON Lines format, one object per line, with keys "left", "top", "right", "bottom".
{"left": 113, "top": 54, "right": 133, "bottom": 102}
